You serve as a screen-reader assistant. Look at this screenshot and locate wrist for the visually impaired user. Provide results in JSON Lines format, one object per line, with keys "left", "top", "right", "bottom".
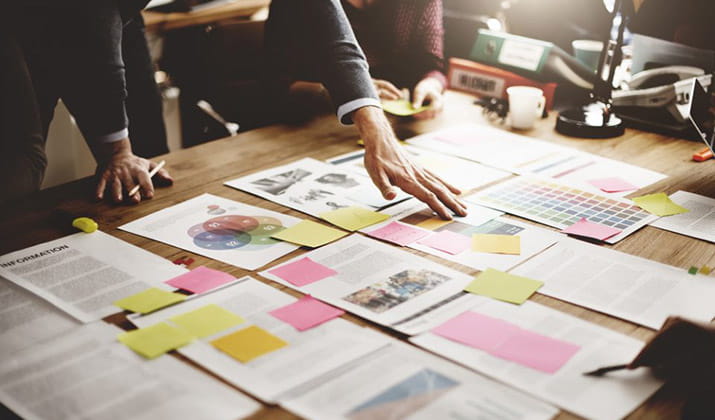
{"left": 94, "top": 137, "right": 133, "bottom": 162}
{"left": 352, "top": 106, "right": 397, "bottom": 151}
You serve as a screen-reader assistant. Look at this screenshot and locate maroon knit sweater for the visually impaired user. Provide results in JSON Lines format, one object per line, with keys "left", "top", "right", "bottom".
{"left": 342, "top": 0, "right": 447, "bottom": 91}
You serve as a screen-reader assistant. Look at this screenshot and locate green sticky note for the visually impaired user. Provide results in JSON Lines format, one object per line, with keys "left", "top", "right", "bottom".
{"left": 170, "top": 304, "right": 245, "bottom": 338}
{"left": 114, "top": 288, "right": 186, "bottom": 314}
{"left": 271, "top": 220, "right": 348, "bottom": 247}
{"left": 118, "top": 323, "right": 194, "bottom": 359}
{"left": 211, "top": 325, "right": 288, "bottom": 363}
{"left": 319, "top": 206, "right": 390, "bottom": 231}
{"left": 632, "top": 193, "right": 689, "bottom": 217}
{"left": 381, "top": 99, "right": 430, "bottom": 117}
{"left": 465, "top": 268, "right": 543, "bottom": 304}
{"left": 688, "top": 266, "right": 699, "bottom": 275}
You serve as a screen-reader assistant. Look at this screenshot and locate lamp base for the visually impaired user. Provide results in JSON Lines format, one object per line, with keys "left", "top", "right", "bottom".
{"left": 556, "top": 102, "right": 625, "bottom": 138}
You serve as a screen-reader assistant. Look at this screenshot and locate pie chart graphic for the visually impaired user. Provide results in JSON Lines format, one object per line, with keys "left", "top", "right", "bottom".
{"left": 187, "top": 214, "right": 284, "bottom": 251}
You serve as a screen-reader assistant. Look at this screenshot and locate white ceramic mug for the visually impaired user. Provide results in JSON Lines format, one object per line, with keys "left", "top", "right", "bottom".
{"left": 507, "top": 86, "right": 545, "bottom": 130}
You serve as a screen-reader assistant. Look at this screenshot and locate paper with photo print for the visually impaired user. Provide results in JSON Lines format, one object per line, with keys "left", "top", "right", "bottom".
{"left": 260, "top": 235, "right": 477, "bottom": 335}
{"left": 225, "top": 158, "right": 409, "bottom": 216}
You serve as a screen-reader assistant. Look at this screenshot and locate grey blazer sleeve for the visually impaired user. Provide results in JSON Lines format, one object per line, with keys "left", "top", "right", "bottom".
{"left": 266, "top": 0, "right": 380, "bottom": 123}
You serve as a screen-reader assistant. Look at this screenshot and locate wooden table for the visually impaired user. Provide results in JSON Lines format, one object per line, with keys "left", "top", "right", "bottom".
{"left": 2, "top": 91, "right": 714, "bottom": 419}
{"left": 142, "top": 0, "right": 269, "bottom": 32}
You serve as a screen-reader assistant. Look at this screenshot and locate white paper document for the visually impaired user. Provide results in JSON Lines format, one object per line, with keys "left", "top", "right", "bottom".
{"left": 511, "top": 238, "right": 715, "bottom": 329}
{"left": 281, "top": 340, "right": 558, "bottom": 420}
{"left": 650, "top": 190, "right": 715, "bottom": 243}
{"left": 224, "top": 157, "right": 409, "bottom": 215}
{"left": 411, "top": 297, "right": 663, "bottom": 420}
{"left": 0, "top": 231, "right": 186, "bottom": 323}
{"left": 260, "top": 235, "right": 478, "bottom": 335}
{"left": 328, "top": 146, "right": 512, "bottom": 192}
{"left": 407, "top": 124, "right": 666, "bottom": 195}
{"left": 120, "top": 193, "right": 301, "bottom": 270}
{"left": 369, "top": 199, "right": 560, "bottom": 271}
{"left": 130, "top": 277, "right": 389, "bottom": 403}
{"left": 0, "top": 323, "right": 260, "bottom": 420}
{"left": 0, "top": 279, "right": 79, "bottom": 359}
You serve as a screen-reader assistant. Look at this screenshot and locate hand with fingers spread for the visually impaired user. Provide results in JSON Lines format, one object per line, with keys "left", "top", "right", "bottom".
{"left": 628, "top": 316, "right": 715, "bottom": 389}
{"left": 93, "top": 138, "right": 173, "bottom": 204}
{"left": 353, "top": 106, "right": 467, "bottom": 220}
{"left": 412, "top": 76, "right": 444, "bottom": 120}
{"left": 372, "top": 78, "right": 402, "bottom": 101}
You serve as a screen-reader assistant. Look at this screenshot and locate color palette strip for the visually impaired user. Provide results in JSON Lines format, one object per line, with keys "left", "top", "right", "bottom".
{"left": 470, "top": 177, "right": 656, "bottom": 244}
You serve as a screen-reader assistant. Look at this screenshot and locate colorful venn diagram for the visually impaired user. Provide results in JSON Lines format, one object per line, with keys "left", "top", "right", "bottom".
{"left": 187, "top": 214, "right": 284, "bottom": 250}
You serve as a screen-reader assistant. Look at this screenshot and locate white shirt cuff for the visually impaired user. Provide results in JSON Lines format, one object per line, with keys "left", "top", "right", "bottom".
{"left": 94, "top": 128, "right": 129, "bottom": 144}
{"left": 337, "top": 98, "right": 382, "bottom": 125}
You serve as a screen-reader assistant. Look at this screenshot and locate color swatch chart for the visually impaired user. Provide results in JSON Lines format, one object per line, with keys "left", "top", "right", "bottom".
{"left": 469, "top": 177, "right": 657, "bottom": 243}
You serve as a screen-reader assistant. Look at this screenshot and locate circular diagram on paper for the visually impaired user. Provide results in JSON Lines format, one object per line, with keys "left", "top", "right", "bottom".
{"left": 187, "top": 214, "right": 284, "bottom": 250}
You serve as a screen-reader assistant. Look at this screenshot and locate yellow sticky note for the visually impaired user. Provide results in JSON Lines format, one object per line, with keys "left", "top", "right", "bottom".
{"left": 416, "top": 218, "right": 452, "bottom": 231}
{"left": 700, "top": 266, "right": 712, "bottom": 275}
{"left": 472, "top": 234, "right": 521, "bottom": 255}
{"left": 632, "top": 193, "right": 689, "bottom": 217}
{"left": 170, "top": 304, "right": 245, "bottom": 338}
{"left": 118, "top": 323, "right": 193, "bottom": 359}
{"left": 114, "top": 288, "right": 186, "bottom": 314}
{"left": 211, "top": 325, "right": 287, "bottom": 363}
{"left": 320, "top": 206, "right": 389, "bottom": 231}
{"left": 465, "top": 268, "right": 543, "bottom": 304}
{"left": 271, "top": 220, "right": 348, "bottom": 247}
{"left": 382, "top": 99, "right": 430, "bottom": 116}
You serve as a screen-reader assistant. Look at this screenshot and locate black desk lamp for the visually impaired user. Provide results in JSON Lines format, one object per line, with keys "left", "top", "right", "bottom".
{"left": 556, "top": 0, "right": 633, "bottom": 138}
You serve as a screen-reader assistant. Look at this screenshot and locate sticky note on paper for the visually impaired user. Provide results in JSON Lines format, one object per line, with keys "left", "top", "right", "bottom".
{"left": 418, "top": 230, "right": 471, "bottom": 255}
{"left": 114, "top": 288, "right": 186, "bottom": 314}
{"left": 320, "top": 206, "right": 389, "bottom": 231}
{"left": 465, "top": 268, "right": 543, "bottom": 304}
{"left": 432, "top": 311, "right": 520, "bottom": 351}
{"left": 211, "top": 325, "right": 287, "bottom": 363}
{"left": 382, "top": 99, "right": 430, "bottom": 116}
{"left": 366, "top": 221, "right": 430, "bottom": 246}
{"left": 632, "top": 193, "right": 689, "bottom": 217}
{"left": 117, "top": 323, "right": 193, "bottom": 359}
{"left": 415, "top": 218, "right": 452, "bottom": 231}
{"left": 561, "top": 218, "right": 622, "bottom": 241}
{"left": 271, "top": 220, "right": 348, "bottom": 248}
{"left": 170, "top": 304, "right": 245, "bottom": 338}
{"left": 472, "top": 234, "right": 521, "bottom": 255}
{"left": 268, "top": 257, "right": 338, "bottom": 287}
{"left": 491, "top": 330, "right": 580, "bottom": 374}
{"left": 269, "top": 296, "right": 345, "bottom": 331}
{"left": 588, "top": 177, "right": 638, "bottom": 193}
{"left": 165, "top": 267, "right": 235, "bottom": 294}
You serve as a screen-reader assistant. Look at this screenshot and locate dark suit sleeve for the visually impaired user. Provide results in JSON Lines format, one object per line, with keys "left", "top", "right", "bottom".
{"left": 266, "top": 0, "right": 380, "bottom": 124}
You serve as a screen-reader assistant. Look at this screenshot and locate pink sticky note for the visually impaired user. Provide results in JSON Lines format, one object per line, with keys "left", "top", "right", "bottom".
{"left": 492, "top": 330, "right": 580, "bottom": 374}
{"left": 268, "top": 257, "right": 338, "bottom": 287}
{"left": 417, "top": 230, "right": 471, "bottom": 255}
{"left": 561, "top": 218, "right": 622, "bottom": 241}
{"left": 269, "top": 295, "right": 345, "bottom": 331}
{"left": 432, "top": 311, "right": 520, "bottom": 352}
{"left": 165, "top": 266, "right": 235, "bottom": 294}
{"left": 366, "top": 222, "right": 430, "bottom": 246}
{"left": 588, "top": 177, "right": 638, "bottom": 193}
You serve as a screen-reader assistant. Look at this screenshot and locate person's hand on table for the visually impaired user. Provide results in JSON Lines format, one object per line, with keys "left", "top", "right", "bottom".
{"left": 372, "top": 78, "right": 402, "bottom": 101}
{"left": 628, "top": 316, "right": 715, "bottom": 388}
{"left": 352, "top": 106, "right": 466, "bottom": 220}
{"left": 93, "top": 138, "right": 173, "bottom": 204}
{"left": 412, "top": 77, "right": 444, "bottom": 120}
